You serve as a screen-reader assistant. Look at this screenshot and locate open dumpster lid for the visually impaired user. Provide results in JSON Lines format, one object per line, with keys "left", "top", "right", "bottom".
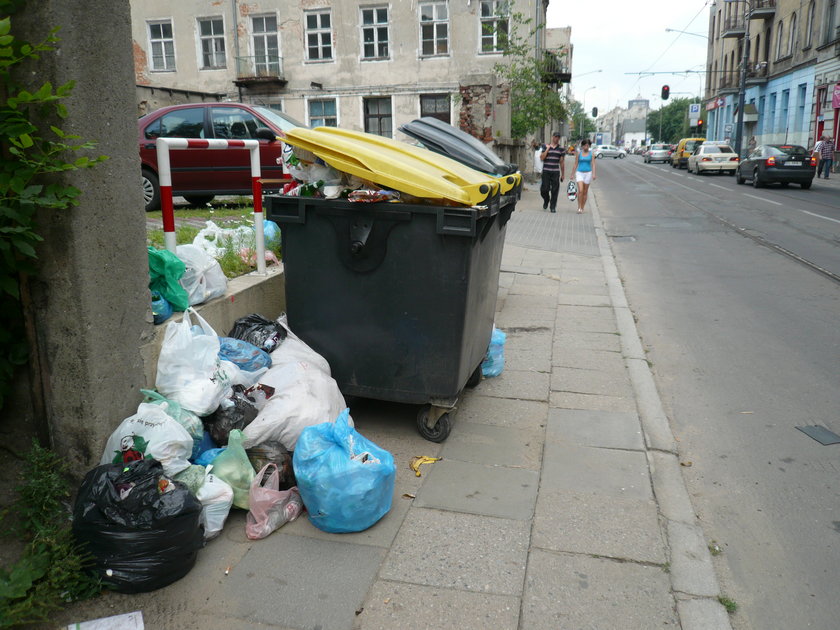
{"left": 282, "top": 126, "right": 500, "bottom": 207}
{"left": 399, "top": 117, "right": 518, "bottom": 177}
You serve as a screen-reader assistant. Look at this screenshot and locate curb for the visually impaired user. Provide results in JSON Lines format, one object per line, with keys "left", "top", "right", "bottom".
{"left": 588, "top": 193, "right": 734, "bottom": 630}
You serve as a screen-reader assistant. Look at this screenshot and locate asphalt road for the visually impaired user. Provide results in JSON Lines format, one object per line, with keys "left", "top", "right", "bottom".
{"left": 592, "top": 155, "right": 840, "bottom": 630}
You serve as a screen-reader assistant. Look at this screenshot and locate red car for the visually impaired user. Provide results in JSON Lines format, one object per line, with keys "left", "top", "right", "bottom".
{"left": 139, "top": 102, "right": 304, "bottom": 210}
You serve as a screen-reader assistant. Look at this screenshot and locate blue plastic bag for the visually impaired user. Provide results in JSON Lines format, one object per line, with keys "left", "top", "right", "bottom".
{"left": 261, "top": 219, "right": 281, "bottom": 249}
{"left": 481, "top": 326, "right": 506, "bottom": 377}
{"left": 195, "top": 446, "right": 226, "bottom": 467}
{"left": 293, "top": 409, "right": 396, "bottom": 533}
{"left": 151, "top": 291, "right": 173, "bottom": 325}
{"left": 218, "top": 337, "right": 272, "bottom": 372}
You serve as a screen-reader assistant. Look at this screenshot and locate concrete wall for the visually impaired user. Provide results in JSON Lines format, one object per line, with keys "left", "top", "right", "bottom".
{"left": 13, "top": 1, "right": 151, "bottom": 474}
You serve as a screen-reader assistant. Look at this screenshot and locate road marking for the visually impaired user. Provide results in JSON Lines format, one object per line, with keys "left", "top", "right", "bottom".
{"left": 708, "top": 183, "right": 728, "bottom": 190}
{"left": 798, "top": 209, "right": 840, "bottom": 224}
{"left": 743, "top": 193, "right": 782, "bottom": 206}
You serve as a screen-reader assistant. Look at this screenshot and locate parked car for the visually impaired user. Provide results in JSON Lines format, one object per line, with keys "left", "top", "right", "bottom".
{"left": 594, "top": 144, "right": 627, "bottom": 159}
{"left": 644, "top": 143, "right": 672, "bottom": 164}
{"left": 736, "top": 144, "right": 817, "bottom": 189}
{"left": 687, "top": 143, "right": 739, "bottom": 175}
{"left": 670, "top": 137, "right": 705, "bottom": 169}
{"left": 139, "top": 102, "right": 306, "bottom": 211}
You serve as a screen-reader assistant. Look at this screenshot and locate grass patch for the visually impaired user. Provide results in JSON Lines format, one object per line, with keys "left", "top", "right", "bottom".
{"left": 0, "top": 442, "right": 101, "bottom": 626}
{"left": 718, "top": 596, "right": 738, "bottom": 614}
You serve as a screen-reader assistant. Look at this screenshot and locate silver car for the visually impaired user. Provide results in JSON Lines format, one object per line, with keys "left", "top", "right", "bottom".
{"left": 594, "top": 144, "right": 627, "bottom": 159}
{"left": 644, "top": 143, "right": 671, "bottom": 164}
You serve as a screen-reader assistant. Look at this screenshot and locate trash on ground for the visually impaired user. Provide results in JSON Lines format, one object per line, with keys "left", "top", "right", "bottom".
{"left": 176, "top": 243, "right": 227, "bottom": 306}
{"left": 227, "top": 313, "right": 287, "bottom": 352}
{"left": 148, "top": 246, "right": 189, "bottom": 312}
{"left": 196, "top": 465, "right": 234, "bottom": 540}
{"left": 208, "top": 429, "right": 255, "bottom": 510}
{"left": 409, "top": 455, "right": 441, "bottom": 477}
{"left": 795, "top": 425, "right": 840, "bottom": 445}
{"left": 66, "top": 611, "right": 144, "bottom": 630}
{"left": 481, "top": 325, "right": 506, "bottom": 378}
{"left": 245, "top": 464, "right": 303, "bottom": 540}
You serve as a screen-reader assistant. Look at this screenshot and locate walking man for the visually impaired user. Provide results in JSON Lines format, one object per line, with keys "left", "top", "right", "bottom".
{"left": 818, "top": 135, "right": 835, "bottom": 179}
{"left": 540, "top": 132, "right": 566, "bottom": 212}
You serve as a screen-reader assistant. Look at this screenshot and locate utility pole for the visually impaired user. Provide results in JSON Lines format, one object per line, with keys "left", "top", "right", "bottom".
{"left": 732, "top": 0, "right": 751, "bottom": 159}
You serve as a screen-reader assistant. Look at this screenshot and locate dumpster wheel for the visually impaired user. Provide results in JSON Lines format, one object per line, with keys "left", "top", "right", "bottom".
{"left": 417, "top": 405, "right": 453, "bottom": 442}
{"left": 466, "top": 364, "right": 483, "bottom": 388}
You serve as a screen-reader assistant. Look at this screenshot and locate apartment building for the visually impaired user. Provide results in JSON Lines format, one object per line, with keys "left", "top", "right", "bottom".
{"left": 704, "top": 0, "right": 839, "bottom": 154}
{"left": 131, "top": 0, "right": 570, "bottom": 163}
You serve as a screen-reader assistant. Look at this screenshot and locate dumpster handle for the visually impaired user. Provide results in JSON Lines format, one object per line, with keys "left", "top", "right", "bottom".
{"left": 350, "top": 219, "right": 373, "bottom": 255}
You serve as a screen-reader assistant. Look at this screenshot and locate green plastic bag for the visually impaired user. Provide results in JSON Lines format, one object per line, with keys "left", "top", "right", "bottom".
{"left": 148, "top": 246, "right": 189, "bottom": 312}
{"left": 210, "top": 430, "right": 255, "bottom": 510}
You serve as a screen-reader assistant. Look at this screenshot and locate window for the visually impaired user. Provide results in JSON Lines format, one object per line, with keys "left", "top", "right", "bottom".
{"left": 198, "top": 17, "right": 225, "bottom": 69}
{"left": 825, "top": 0, "right": 837, "bottom": 45}
{"left": 363, "top": 97, "right": 392, "bottom": 137}
{"left": 420, "top": 94, "right": 450, "bottom": 123}
{"left": 420, "top": 2, "right": 449, "bottom": 56}
{"left": 768, "top": 92, "right": 777, "bottom": 133}
{"left": 309, "top": 99, "right": 337, "bottom": 127}
{"left": 794, "top": 84, "right": 806, "bottom": 130}
{"left": 480, "top": 0, "right": 509, "bottom": 53}
{"left": 781, "top": 89, "right": 790, "bottom": 129}
{"left": 210, "top": 108, "right": 261, "bottom": 139}
{"left": 805, "top": 1, "right": 815, "bottom": 47}
{"left": 361, "top": 7, "right": 389, "bottom": 59}
{"left": 757, "top": 95, "right": 765, "bottom": 135}
{"left": 252, "top": 15, "right": 280, "bottom": 76}
{"left": 775, "top": 20, "right": 784, "bottom": 58}
{"left": 148, "top": 20, "right": 175, "bottom": 71}
{"left": 788, "top": 13, "right": 796, "bottom": 55}
{"left": 306, "top": 10, "right": 332, "bottom": 61}
{"left": 144, "top": 108, "right": 204, "bottom": 139}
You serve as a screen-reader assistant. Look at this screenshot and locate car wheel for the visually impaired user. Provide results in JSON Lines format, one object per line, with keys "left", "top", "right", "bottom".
{"left": 142, "top": 168, "right": 160, "bottom": 212}
{"left": 596, "top": 153, "right": 603, "bottom": 159}
{"left": 183, "top": 195, "right": 216, "bottom": 207}
{"left": 618, "top": 153, "right": 625, "bottom": 159}
{"left": 801, "top": 181, "right": 812, "bottom": 189}
{"left": 736, "top": 168, "right": 745, "bottom": 184}
{"left": 752, "top": 168, "right": 763, "bottom": 188}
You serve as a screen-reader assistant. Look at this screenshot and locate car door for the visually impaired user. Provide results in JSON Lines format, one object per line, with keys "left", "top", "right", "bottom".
{"left": 141, "top": 107, "right": 209, "bottom": 192}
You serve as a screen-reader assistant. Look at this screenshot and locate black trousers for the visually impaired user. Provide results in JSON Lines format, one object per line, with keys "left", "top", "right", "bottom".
{"left": 540, "top": 170, "right": 560, "bottom": 210}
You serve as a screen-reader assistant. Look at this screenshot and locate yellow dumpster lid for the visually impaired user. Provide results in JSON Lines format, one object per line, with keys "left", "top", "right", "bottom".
{"left": 282, "top": 127, "right": 500, "bottom": 206}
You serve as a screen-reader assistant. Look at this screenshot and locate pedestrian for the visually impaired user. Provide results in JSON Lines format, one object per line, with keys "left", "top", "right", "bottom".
{"left": 533, "top": 141, "right": 544, "bottom": 180}
{"left": 817, "top": 135, "right": 834, "bottom": 179}
{"left": 540, "top": 132, "right": 565, "bottom": 212}
{"left": 573, "top": 138, "right": 596, "bottom": 214}
{"left": 748, "top": 135, "right": 757, "bottom": 154}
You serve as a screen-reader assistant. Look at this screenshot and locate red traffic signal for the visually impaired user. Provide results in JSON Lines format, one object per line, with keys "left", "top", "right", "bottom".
{"left": 661, "top": 85, "right": 670, "bottom": 100}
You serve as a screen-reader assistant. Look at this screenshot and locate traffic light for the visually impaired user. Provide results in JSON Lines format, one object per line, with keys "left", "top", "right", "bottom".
{"left": 661, "top": 85, "right": 670, "bottom": 100}
{"left": 591, "top": 107, "right": 598, "bottom": 118}
{"left": 697, "top": 119, "right": 703, "bottom": 133}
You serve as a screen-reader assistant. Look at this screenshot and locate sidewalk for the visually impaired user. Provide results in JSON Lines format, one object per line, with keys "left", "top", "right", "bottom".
{"left": 54, "top": 185, "right": 732, "bottom": 629}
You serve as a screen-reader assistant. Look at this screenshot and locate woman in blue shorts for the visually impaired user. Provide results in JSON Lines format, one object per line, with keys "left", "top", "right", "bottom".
{"left": 573, "top": 139, "right": 597, "bottom": 214}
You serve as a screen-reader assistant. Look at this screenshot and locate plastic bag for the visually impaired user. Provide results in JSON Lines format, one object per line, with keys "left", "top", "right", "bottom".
{"left": 196, "top": 465, "right": 234, "bottom": 540}
{"left": 100, "top": 402, "right": 193, "bottom": 477}
{"left": 246, "top": 440, "right": 295, "bottom": 490}
{"left": 228, "top": 313, "right": 287, "bottom": 353}
{"left": 202, "top": 385, "right": 258, "bottom": 446}
{"left": 269, "top": 316, "right": 332, "bottom": 374}
{"left": 245, "top": 464, "right": 303, "bottom": 540}
{"left": 481, "top": 326, "right": 506, "bottom": 378}
{"left": 192, "top": 220, "right": 255, "bottom": 259}
{"left": 72, "top": 459, "right": 204, "bottom": 593}
{"left": 148, "top": 246, "right": 189, "bottom": 312}
{"left": 155, "top": 308, "right": 237, "bottom": 417}
{"left": 262, "top": 219, "right": 281, "bottom": 249}
{"left": 173, "top": 464, "right": 207, "bottom": 494}
{"left": 176, "top": 243, "right": 228, "bottom": 306}
{"left": 151, "top": 291, "right": 173, "bottom": 325}
{"left": 141, "top": 389, "right": 203, "bottom": 460}
{"left": 195, "top": 447, "right": 226, "bottom": 467}
{"left": 293, "top": 409, "right": 395, "bottom": 533}
{"left": 219, "top": 337, "right": 272, "bottom": 372}
{"left": 210, "top": 429, "right": 255, "bottom": 510}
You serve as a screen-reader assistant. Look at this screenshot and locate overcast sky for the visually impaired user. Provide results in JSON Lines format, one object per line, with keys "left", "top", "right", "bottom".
{"left": 547, "top": 0, "right": 712, "bottom": 114}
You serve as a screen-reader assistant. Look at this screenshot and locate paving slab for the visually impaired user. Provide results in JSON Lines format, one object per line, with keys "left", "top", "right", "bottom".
{"left": 354, "top": 581, "right": 520, "bottom": 630}
{"left": 493, "top": 307, "right": 558, "bottom": 328}
{"left": 521, "top": 550, "right": 679, "bottom": 630}
{"left": 550, "top": 365, "right": 635, "bottom": 398}
{"left": 556, "top": 293, "right": 613, "bottom": 307}
{"left": 456, "top": 391, "right": 548, "bottom": 431}
{"left": 501, "top": 292, "right": 559, "bottom": 310}
{"left": 503, "top": 347, "right": 552, "bottom": 373}
{"left": 552, "top": 331, "right": 622, "bottom": 353}
{"left": 551, "top": 346, "right": 625, "bottom": 372}
{"left": 414, "top": 458, "right": 539, "bottom": 520}
{"left": 540, "top": 443, "right": 653, "bottom": 500}
{"left": 504, "top": 329, "right": 554, "bottom": 354}
{"left": 473, "top": 368, "right": 550, "bottom": 401}
{"left": 532, "top": 490, "right": 666, "bottom": 564}
{"left": 203, "top": 534, "right": 386, "bottom": 630}
{"left": 379, "top": 507, "right": 530, "bottom": 595}
{"left": 549, "top": 390, "right": 638, "bottom": 413}
{"left": 440, "top": 420, "right": 544, "bottom": 472}
{"left": 546, "top": 408, "right": 645, "bottom": 451}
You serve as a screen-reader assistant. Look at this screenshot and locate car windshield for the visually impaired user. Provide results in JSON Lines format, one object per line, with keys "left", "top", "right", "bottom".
{"left": 767, "top": 145, "right": 808, "bottom": 157}
{"left": 702, "top": 145, "right": 734, "bottom": 153}
{"left": 685, "top": 141, "right": 701, "bottom": 152}
{"left": 253, "top": 106, "right": 308, "bottom": 132}
{"left": 652, "top": 145, "right": 668, "bottom": 150}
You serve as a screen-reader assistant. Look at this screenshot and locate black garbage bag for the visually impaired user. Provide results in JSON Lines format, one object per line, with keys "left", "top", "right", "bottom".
{"left": 202, "top": 384, "right": 258, "bottom": 446}
{"left": 227, "top": 313, "right": 287, "bottom": 353}
{"left": 72, "top": 459, "right": 204, "bottom": 594}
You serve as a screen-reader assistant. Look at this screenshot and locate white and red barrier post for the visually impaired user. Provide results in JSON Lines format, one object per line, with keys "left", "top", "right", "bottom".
{"left": 156, "top": 138, "right": 266, "bottom": 274}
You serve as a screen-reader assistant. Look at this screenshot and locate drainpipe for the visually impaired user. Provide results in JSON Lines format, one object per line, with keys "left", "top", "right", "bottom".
{"left": 232, "top": 0, "right": 242, "bottom": 101}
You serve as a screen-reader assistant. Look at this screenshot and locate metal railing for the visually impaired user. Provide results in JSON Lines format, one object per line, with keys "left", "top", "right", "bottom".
{"left": 235, "top": 55, "right": 284, "bottom": 80}
{"left": 723, "top": 17, "right": 747, "bottom": 33}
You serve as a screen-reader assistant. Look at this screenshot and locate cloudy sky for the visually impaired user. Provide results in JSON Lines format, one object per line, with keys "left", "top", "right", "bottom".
{"left": 547, "top": 0, "right": 712, "bottom": 114}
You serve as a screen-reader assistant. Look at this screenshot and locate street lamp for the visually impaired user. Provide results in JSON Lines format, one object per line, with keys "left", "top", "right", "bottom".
{"left": 580, "top": 86, "right": 596, "bottom": 138}
{"left": 665, "top": 28, "right": 709, "bottom": 40}
{"left": 727, "top": 0, "right": 752, "bottom": 159}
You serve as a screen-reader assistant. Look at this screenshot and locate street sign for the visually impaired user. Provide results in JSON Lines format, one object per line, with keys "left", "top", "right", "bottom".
{"left": 724, "top": 123, "right": 733, "bottom": 134}
{"left": 689, "top": 103, "right": 701, "bottom": 126}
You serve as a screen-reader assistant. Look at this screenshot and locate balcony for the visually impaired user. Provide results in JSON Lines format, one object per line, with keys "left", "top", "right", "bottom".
{"left": 750, "top": 0, "right": 776, "bottom": 20}
{"left": 541, "top": 52, "right": 571, "bottom": 85}
{"left": 722, "top": 17, "right": 747, "bottom": 38}
{"left": 745, "top": 63, "right": 769, "bottom": 85}
{"left": 234, "top": 55, "right": 286, "bottom": 88}
{"left": 718, "top": 77, "right": 739, "bottom": 94}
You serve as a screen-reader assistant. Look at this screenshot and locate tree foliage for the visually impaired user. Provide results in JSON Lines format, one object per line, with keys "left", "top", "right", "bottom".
{"left": 646, "top": 97, "right": 694, "bottom": 144}
{"left": 492, "top": 12, "right": 567, "bottom": 139}
{"left": 568, "top": 100, "right": 596, "bottom": 142}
